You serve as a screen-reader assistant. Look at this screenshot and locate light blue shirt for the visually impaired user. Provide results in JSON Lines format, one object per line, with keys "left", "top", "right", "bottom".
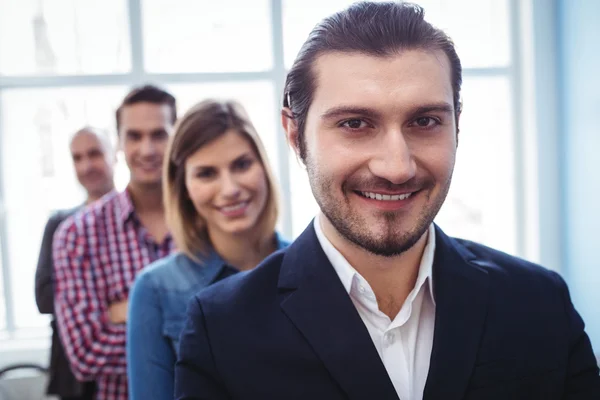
{"left": 126, "top": 233, "right": 289, "bottom": 400}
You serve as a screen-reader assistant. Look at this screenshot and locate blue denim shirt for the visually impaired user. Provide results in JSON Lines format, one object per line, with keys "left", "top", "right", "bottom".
{"left": 126, "top": 234, "right": 289, "bottom": 400}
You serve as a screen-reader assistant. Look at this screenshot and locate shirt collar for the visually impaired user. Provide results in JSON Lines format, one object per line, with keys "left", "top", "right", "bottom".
{"left": 115, "top": 188, "right": 174, "bottom": 247}
{"left": 116, "top": 188, "right": 136, "bottom": 225}
{"left": 192, "top": 231, "right": 289, "bottom": 283}
{"left": 314, "top": 214, "right": 436, "bottom": 305}
{"left": 273, "top": 231, "right": 290, "bottom": 250}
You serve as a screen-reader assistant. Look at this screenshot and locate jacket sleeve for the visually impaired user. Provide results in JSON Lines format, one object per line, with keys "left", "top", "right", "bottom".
{"left": 53, "top": 218, "right": 127, "bottom": 381}
{"left": 35, "top": 212, "right": 64, "bottom": 314}
{"left": 174, "top": 296, "right": 231, "bottom": 400}
{"left": 550, "top": 271, "right": 600, "bottom": 399}
{"left": 127, "top": 270, "right": 177, "bottom": 400}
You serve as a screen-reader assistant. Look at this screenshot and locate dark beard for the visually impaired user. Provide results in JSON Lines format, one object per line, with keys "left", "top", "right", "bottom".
{"left": 305, "top": 158, "right": 451, "bottom": 257}
{"left": 328, "top": 208, "right": 432, "bottom": 256}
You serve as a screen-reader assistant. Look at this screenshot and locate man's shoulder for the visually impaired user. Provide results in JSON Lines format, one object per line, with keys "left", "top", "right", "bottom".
{"left": 453, "top": 236, "right": 563, "bottom": 292}
{"left": 44, "top": 206, "right": 80, "bottom": 234}
{"left": 60, "top": 191, "right": 120, "bottom": 227}
{"left": 80, "top": 189, "right": 122, "bottom": 220}
{"left": 194, "top": 248, "right": 287, "bottom": 312}
{"left": 49, "top": 205, "right": 81, "bottom": 223}
{"left": 54, "top": 190, "right": 122, "bottom": 241}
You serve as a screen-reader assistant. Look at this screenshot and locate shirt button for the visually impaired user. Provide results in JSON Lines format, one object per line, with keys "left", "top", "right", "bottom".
{"left": 385, "top": 332, "right": 395, "bottom": 344}
{"left": 359, "top": 285, "right": 366, "bottom": 293}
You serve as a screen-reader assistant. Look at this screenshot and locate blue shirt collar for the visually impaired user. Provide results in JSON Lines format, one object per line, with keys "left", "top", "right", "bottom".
{"left": 187, "top": 232, "right": 289, "bottom": 285}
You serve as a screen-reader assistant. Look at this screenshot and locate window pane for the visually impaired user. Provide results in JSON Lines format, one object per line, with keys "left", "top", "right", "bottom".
{"left": 143, "top": 0, "right": 273, "bottom": 73}
{"left": 282, "top": 0, "right": 354, "bottom": 69}
{"left": 0, "top": 86, "right": 127, "bottom": 329}
{"left": 0, "top": 0, "right": 131, "bottom": 76}
{"left": 415, "top": 0, "right": 510, "bottom": 68}
{"left": 0, "top": 248, "right": 5, "bottom": 331}
{"left": 166, "top": 81, "right": 280, "bottom": 182}
{"left": 282, "top": 0, "right": 510, "bottom": 69}
{"left": 435, "top": 76, "right": 517, "bottom": 255}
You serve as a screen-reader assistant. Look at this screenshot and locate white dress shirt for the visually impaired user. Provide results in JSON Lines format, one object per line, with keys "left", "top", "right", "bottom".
{"left": 314, "top": 215, "right": 436, "bottom": 400}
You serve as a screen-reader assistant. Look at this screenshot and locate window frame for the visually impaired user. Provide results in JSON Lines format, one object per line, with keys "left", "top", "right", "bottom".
{"left": 0, "top": 0, "right": 553, "bottom": 340}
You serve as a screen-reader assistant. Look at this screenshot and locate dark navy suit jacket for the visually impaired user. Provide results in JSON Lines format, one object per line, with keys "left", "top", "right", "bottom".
{"left": 175, "top": 223, "right": 600, "bottom": 400}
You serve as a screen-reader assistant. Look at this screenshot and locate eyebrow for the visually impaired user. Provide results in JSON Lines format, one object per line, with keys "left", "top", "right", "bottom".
{"left": 321, "top": 106, "right": 382, "bottom": 121}
{"left": 321, "top": 102, "right": 455, "bottom": 121}
{"left": 189, "top": 163, "right": 217, "bottom": 176}
{"left": 408, "top": 103, "right": 455, "bottom": 119}
{"left": 190, "top": 152, "right": 253, "bottom": 171}
{"left": 233, "top": 151, "right": 253, "bottom": 160}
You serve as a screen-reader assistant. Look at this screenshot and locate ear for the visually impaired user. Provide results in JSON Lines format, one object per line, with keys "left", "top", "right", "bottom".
{"left": 281, "top": 107, "right": 301, "bottom": 159}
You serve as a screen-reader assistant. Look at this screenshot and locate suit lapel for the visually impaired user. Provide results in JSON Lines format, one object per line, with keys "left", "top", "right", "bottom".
{"left": 278, "top": 223, "right": 399, "bottom": 400}
{"left": 423, "top": 227, "right": 490, "bottom": 400}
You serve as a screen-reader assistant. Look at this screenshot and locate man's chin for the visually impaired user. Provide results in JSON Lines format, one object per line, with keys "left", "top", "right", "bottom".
{"left": 131, "top": 175, "right": 162, "bottom": 187}
{"left": 347, "top": 230, "right": 424, "bottom": 257}
{"left": 331, "top": 213, "right": 428, "bottom": 255}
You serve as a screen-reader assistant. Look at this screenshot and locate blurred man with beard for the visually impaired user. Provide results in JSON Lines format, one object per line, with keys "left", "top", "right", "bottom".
{"left": 36, "top": 127, "right": 114, "bottom": 400}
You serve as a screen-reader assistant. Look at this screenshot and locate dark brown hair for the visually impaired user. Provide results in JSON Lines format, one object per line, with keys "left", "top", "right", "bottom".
{"left": 116, "top": 84, "right": 177, "bottom": 134}
{"left": 283, "top": 1, "right": 462, "bottom": 160}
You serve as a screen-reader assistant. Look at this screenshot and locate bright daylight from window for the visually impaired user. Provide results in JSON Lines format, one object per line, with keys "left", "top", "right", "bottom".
{"left": 0, "top": 0, "right": 518, "bottom": 335}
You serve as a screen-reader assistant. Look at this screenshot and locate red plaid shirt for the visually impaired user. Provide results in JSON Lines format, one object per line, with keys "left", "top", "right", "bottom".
{"left": 53, "top": 189, "right": 174, "bottom": 400}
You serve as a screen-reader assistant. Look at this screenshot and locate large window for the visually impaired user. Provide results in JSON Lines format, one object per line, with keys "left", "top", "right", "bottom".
{"left": 0, "top": 0, "right": 526, "bottom": 336}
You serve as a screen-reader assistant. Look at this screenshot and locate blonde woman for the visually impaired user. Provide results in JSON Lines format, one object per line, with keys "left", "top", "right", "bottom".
{"left": 126, "top": 100, "right": 288, "bottom": 399}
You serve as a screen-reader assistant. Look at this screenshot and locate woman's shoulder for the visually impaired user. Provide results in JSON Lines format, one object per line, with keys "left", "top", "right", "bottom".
{"left": 135, "top": 253, "right": 200, "bottom": 290}
{"left": 275, "top": 231, "right": 292, "bottom": 249}
{"left": 135, "top": 251, "right": 226, "bottom": 293}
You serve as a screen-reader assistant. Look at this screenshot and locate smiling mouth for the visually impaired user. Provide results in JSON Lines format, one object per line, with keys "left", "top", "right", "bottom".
{"left": 84, "top": 172, "right": 103, "bottom": 180}
{"left": 218, "top": 201, "right": 250, "bottom": 212}
{"left": 356, "top": 191, "right": 414, "bottom": 201}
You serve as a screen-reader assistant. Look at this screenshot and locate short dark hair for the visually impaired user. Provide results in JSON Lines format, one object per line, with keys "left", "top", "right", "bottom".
{"left": 116, "top": 84, "right": 177, "bottom": 134}
{"left": 283, "top": 1, "right": 462, "bottom": 160}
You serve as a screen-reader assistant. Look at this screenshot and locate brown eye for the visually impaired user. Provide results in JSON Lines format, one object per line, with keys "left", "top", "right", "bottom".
{"left": 414, "top": 117, "right": 437, "bottom": 128}
{"left": 126, "top": 132, "right": 142, "bottom": 141}
{"left": 233, "top": 158, "right": 253, "bottom": 171}
{"left": 152, "top": 130, "right": 168, "bottom": 140}
{"left": 196, "top": 168, "right": 216, "bottom": 179}
{"left": 341, "top": 119, "right": 367, "bottom": 129}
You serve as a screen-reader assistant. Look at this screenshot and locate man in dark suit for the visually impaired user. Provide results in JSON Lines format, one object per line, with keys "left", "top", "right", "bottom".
{"left": 175, "top": 2, "right": 600, "bottom": 399}
{"left": 35, "top": 127, "right": 114, "bottom": 400}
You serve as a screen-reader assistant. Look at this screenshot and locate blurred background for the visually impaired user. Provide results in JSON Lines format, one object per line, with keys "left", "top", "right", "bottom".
{"left": 0, "top": 0, "right": 598, "bottom": 369}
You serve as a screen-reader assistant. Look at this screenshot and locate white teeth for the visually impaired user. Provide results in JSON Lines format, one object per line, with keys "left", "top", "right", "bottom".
{"left": 221, "top": 202, "right": 247, "bottom": 212}
{"left": 360, "top": 191, "right": 412, "bottom": 201}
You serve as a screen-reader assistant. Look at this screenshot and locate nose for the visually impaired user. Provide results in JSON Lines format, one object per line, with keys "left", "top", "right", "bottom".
{"left": 140, "top": 136, "right": 157, "bottom": 157}
{"left": 368, "top": 128, "right": 417, "bottom": 185}
{"left": 80, "top": 157, "right": 93, "bottom": 174}
{"left": 220, "top": 172, "right": 242, "bottom": 199}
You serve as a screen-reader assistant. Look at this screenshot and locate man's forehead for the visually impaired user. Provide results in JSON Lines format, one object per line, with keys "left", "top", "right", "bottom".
{"left": 71, "top": 131, "right": 102, "bottom": 149}
{"left": 309, "top": 50, "right": 453, "bottom": 111}
{"left": 120, "top": 102, "right": 172, "bottom": 124}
